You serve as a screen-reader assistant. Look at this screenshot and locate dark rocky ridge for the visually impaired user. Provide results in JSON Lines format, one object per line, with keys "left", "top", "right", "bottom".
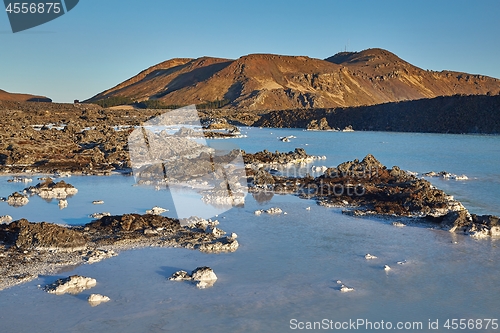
{"left": 254, "top": 94, "right": 500, "bottom": 134}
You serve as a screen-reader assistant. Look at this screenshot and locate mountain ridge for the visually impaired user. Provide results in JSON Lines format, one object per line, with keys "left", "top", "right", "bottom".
{"left": 86, "top": 48, "right": 500, "bottom": 110}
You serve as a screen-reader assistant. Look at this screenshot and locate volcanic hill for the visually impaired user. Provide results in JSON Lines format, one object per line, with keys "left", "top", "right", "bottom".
{"left": 86, "top": 48, "right": 500, "bottom": 110}
{"left": 0, "top": 89, "right": 52, "bottom": 102}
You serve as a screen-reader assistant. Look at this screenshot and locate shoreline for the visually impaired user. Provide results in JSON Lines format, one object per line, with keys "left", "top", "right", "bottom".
{"left": 0, "top": 214, "right": 238, "bottom": 291}
{"left": 1, "top": 103, "right": 499, "bottom": 291}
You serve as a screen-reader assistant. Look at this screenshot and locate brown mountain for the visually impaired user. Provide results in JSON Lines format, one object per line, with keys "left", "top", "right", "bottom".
{"left": 86, "top": 48, "right": 500, "bottom": 110}
{"left": 0, "top": 89, "right": 51, "bottom": 102}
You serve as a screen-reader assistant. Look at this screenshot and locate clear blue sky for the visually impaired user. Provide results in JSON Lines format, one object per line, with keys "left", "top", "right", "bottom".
{"left": 1, "top": 0, "right": 499, "bottom": 102}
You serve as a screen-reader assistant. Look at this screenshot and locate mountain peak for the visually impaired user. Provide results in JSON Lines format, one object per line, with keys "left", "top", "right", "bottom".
{"left": 325, "top": 48, "right": 403, "bottom": 65}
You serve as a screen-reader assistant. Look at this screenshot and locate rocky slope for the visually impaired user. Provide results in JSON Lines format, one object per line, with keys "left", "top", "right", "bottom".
{"left": 0, "top": 101, "right": 173, "bottom": 174}
{"left": 254, "top": 94, "right": 500, "bottom": 134}
{"left": 0, "top": 101, "right": 243, "bottom": 175}
{"left": 0, "top": 89, "right": 51, "bottom": 102}
{"left": 86, "top": 48, "right": 500, "bottom": 110}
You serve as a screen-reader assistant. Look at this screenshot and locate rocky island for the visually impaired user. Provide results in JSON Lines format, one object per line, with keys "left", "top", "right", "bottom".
{"left": 245, "top": 150, "right": 500, "bottom": 239}
{"left": 0, "top": 214, "right": 238, "bottom": 290}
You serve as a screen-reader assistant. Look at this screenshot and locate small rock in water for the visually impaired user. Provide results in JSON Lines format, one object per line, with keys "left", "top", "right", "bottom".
{"left": 24, "top": 178, "right": 78, "bottom": 200}
{"left": 423, "top": 171, "right": 469, "bottom": 181}
{"left": 44, "top": 275, "right": 96, "bottom": 295}
{"left": 89, "top": 212, "right": 111, "bottom": 219}
{"left": 0, "top": 215, "right": 13, "bottom": 224}
{"left": 92, "top": 200, "right": 104, "bottom": 205}
{"left": 384, "top": 265, "right": 391, "bottom": 271}
{"left": 169, "top": 267, "right": 218, "bottom": 289}
{"left": 365, "top": 253, "right": 378, "bottom": 260}
{"left": 6, "top": 192, "right": 29, "bottom": 207}
{"left": 192, "top": 267, "right": 218, "bottom": 289}
{"left": 254, "top": 207, "right": 283, "bottom": 215}
{"left": 169, "top": 270, "right": 192, "bottom": 281}
{"left": 340, "top": 284, "right": 355, "bottom": 292}
{"left": 58, "top": 199, "right": 68, "bottom": 209}
{"left": 146, "top": 206, "right": 168, "bottom": 215}
{"left": 392, "top": 221, "right": 406, "bottom": 227}
{"left": 264, "top": 207, "right": 283, "bottom": 215}
{"left": 191, "top": 266, "right": 217, "bottom": 282}
{"left": 88, "top": 294, "right": 110, "bottom": 306}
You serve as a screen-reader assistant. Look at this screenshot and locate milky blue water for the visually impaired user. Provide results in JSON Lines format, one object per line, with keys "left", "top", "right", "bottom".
{"left": 1, "top": 128, "right": 500, "bottom": 333}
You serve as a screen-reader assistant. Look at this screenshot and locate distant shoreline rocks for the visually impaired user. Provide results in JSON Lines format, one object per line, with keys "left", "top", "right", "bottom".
{"left": 7, "top": 176, "right": 32, "bottom": 183}
{"left": 145, "top": 206, "right": 168, "bottom": 215}
{"left": 254, "top": 207, "right": 283, "bottom": 215}
{"left": 89, "top": 212, "right": 111, "bottom": 219}
{"left": 24, "top": 178, "right": 78, "bottom": 199}
{"left": 423, "top": 171, "right": 469, "bottom": 180}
